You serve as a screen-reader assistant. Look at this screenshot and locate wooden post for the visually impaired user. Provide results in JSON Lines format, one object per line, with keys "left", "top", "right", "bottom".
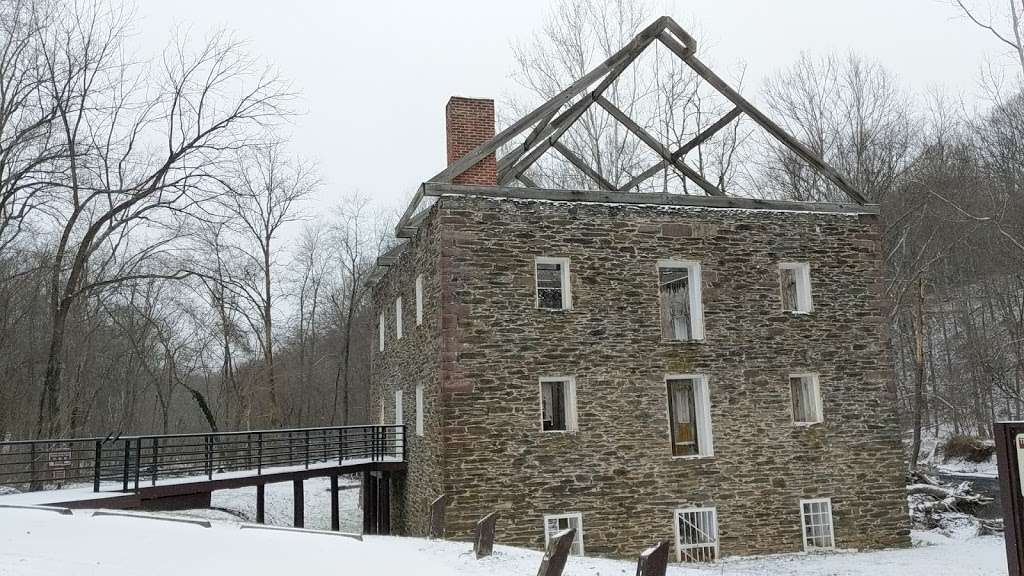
{"left": 293, "top": 478, "right": 304, "bottom": 528}
{"left": 428, "top": 495, "right": 447, "bottom": 539}
{"left": 635, "top": 541, "right": 669, "bottom": 576}
{"left": 330, "top": 474, "right": 340, "bottom": 532}
{"left": 363, "top": 471, "right": 377, "bottom": 535}
{"left": 473, "top": 512, "right": 499, "bottom": 558}
{"left": 995, "top": 421, "right": 1024, "bottom": 575}
{"left": 256, "top": 483, "right": 265, "bottom": 524}
{"left": 536, "top": 528, "right": 575, "bottom": 576}
{"left": 378, "top": 472, "right": 390, "bottom": 535}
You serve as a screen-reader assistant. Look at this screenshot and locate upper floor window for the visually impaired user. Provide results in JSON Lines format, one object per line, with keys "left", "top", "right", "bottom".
{"left": 780, "top": 262, "right": 813, "bottom": 313}
{"left": 790, "top": 373, "right": 823, "bottom": 425}
{"left": 395, "top": 297, "right": 403, "bottom": 339}
{"left": 415, "top": 274, "right": 424, "bottom": 326}
{"left": 378, "top": 312, "right": 385, "bottom": 352}
{"left": 415, "top": 383, "right": 424, "bottom": 436}
{"left": 540, "top": 376, "right": 577, "bottom": 432}
{"left": 658, "top": 260, "right": 704, "bottom": 341}
{"left": 666, "top": 375, "right": 713, "bottom": 458}
{"left": 543, "top": 513, "right": 584, "bottom": 556}
{"left": 535, "top": 257, "right": 572, "bottom": 310}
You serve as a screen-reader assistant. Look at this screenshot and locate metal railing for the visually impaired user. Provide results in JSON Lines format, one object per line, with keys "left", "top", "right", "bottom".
{"left": 0, "top": 424, "right": 405, "bottom": 493}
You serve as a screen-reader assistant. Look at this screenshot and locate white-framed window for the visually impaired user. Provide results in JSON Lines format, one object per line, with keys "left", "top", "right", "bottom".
{"left": 395, "top": 297, "right": 403, "bottom": 339}
{"left": 535, "top": 257, "right": 572, "bottom": 310}
{"left": 543, "top": 513, "right": 584, "bottom": 556}
{"left": 415, "top": 384, "right": 424, "bottom": 436}
{"left": 657, "top": 260, "right": 704, "bottom": 341}
{"left": 800, "top": 498, "right": 835, "bottom": 550}
{"left": 540, "top": 376, "right": 577, "bottom": 432}
{"left": 394, "top": 388, "right": 403, "bottom": 426}
{"left": 666, "top": 375, "right": 713, "bottom": 458}
{"left": 378, "top": 312, "right": 385, "bottom": 352}
{"left": 415, "top": 274, "right": 424, "bottom": 326}
{"left": 780, "top": 262, "right": 813, "bottom": 313}
{"left": 790, "top": 373, "right": 823, "bottom": 425}
{"left": 674, "top": 507, "right": 719, "bottom": 563}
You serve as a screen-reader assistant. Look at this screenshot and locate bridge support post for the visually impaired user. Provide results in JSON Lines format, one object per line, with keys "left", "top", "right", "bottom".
{"left": 256, "top": 482, "right": 265, "bottom": 524}
{"left": 362, "top": 471, "right": 377, "bottom": 534}
{"left": 330, "top": 474, "right": 340, "bottom": 531}
{"left": 293, "top": 478, "right": 304, "bottom": 528}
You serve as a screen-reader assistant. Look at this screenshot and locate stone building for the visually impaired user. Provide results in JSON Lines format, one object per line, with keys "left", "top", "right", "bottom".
{"left": 370, "top": 17, "right": 909, "bottom": 561}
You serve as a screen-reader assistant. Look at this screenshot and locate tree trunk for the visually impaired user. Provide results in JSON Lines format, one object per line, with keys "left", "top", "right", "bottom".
{"left": 909, "top": 277, "right": 927, "bottom": 471}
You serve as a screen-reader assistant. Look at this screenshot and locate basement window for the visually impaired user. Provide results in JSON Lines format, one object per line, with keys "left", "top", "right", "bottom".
{"left": 543, "top": 513, "right": 584, "bottom": 556}
{"left": 666, "top": 375, "right": 713, "bottom": 458}
{"left": 658, "top": 260, "right": 704, "bottom": 341}
{"left": 535, "top": 257, "right": 572, "bottom": 310}
{"left": 790, "top": 374, "right": 823, "bottom": 425}
{"left": 675, "top": 508, "right": 719, "bottom": 563}
{"left": 395, "top": 297, "right": 403, "bottom": 339}
{"left": 415, "top": 383, "right": 424, "bottom": 436}
{"left": 800, "top": 498, "right": 836, "bottom": 550}
{"left": 378, "top": 312, "right": 385, "bottom": 352}
{"left": 780, "top": 262, "right": 813, "bottom": 313}
{"left": 415, "top": 274, "right": 424, "bottom": 326}
{"left": 540, "top": 377, "right": 577, "bottom": 432}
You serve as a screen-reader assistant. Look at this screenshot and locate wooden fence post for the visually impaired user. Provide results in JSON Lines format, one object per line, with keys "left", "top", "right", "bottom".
{"left": 635, "top": 541, "right": 669, "bottom": 576}
{"left": 428, "top": 495, "right": 447, "bottom": 539}
{"left": 536, "top": 528, "right": 575, "bottom": 576}
{"left": 473, "top": 512, "right": 499, "bottom": 558}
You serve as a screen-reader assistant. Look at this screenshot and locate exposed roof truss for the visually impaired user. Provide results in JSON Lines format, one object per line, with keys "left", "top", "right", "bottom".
{"left": 393, "top": 16, "right": 867, "bottom": 238}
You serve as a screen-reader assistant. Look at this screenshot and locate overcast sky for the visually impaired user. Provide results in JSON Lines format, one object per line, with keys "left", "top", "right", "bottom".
{"left": 134, "top": 0, "right": 1003, "bottom": 214}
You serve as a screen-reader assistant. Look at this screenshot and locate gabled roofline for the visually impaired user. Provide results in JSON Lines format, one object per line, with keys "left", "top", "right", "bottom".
{"left": 395, "top": 16, "right": 868, "bottom": 239}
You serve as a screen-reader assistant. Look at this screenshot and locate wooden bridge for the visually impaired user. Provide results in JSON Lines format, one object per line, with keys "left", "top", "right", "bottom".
{"left": 0, "top": 425, "right": 405, "bottom": 534}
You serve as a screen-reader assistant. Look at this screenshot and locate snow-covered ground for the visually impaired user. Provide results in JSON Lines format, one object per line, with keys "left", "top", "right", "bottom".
{"left": 0, "top": 502, "right": 1009, "bottom": 576}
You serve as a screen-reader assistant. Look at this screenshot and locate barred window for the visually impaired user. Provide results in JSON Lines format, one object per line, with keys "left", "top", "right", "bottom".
{"left": 675, "top": 508, "right": 718, "bottom": 562}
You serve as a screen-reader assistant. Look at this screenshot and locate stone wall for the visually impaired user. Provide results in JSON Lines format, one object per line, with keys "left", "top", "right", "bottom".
{"left": 370, "top": 207, "right": 445, "bottom": 536}
{"left": 431, "top": 195, "right": 909, "bottom": 558}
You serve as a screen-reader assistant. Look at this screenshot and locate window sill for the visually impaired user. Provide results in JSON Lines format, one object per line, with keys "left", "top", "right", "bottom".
{"left": 784, "top": 310, "right": 813, "bottom": 316}
{"left": 794, "top": 420, "right": 823, "bottom": 427}
{"left": 661, "top": 338, "right": 706, "bottom": 344}
{"left": 541, "top": 429, "right": 579, "bottom": 434}
{"left": 671, "top": 454, "right": 714, "bottom": 461}
{"left": 536, "top": 307, "right": 573, "bottom": 312}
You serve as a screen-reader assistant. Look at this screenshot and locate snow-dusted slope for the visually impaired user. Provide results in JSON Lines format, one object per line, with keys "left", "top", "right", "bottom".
{"left": 0, "top": 505, "right": 1009, "bottom": 576}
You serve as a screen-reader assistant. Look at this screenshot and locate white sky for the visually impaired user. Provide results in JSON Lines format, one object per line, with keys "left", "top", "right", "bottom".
{"left": 133, "top": 0, "right": 1005, "bottom": 214}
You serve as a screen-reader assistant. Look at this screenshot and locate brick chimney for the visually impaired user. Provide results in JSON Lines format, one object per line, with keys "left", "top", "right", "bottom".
{"left": 445, "top": 96, "right": 497, "bottom": 186}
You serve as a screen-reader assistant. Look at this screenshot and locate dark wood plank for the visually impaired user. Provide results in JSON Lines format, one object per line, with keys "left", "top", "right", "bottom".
{"left": 292, "top": 478, "right": 304, "bottom": 528}
{"left": 536, "top": 528, "right": 575, "bottom": 576}
{"left": 330, "top": 474, "right": 340, "bottom": 532}
{"left": 256, "top": 483, "right": 265, "bottom": 524}
{"left": 422, "top": 182, "right": 878, "bottom": 215}
{"left": 428, "top": 494, "right": 447, "bottom": 539}
{"left": 635, "top": 541, "right": 670, "bottom": 576}
{"left": 473, "top": 512, "right": 499, "bottom": 558}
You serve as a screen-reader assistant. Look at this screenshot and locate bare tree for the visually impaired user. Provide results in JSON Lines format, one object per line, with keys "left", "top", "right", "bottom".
{"left": 760, "top": 52, "right": 916, "bottom": 203}
{"left": 33, "top": 2, "right": 290, "bottom": 439}
{"left": 216, "top": 142, "right": 315, "bottom": 426}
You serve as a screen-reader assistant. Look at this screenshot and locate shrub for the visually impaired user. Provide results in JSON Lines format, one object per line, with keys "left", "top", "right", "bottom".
{"left": 941, "top": 435, "right": 996, "bottom": 463}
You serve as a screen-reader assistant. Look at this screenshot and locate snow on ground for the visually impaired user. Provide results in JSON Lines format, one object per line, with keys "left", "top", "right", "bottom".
{"left": 0, "top": 505, "right": 1010, "bottom": 576}
{"left": 937, "top": 456, "right": 999, "bottom": 478}
{"left": 170, "top": 475, "right": 363, "bottom": 532}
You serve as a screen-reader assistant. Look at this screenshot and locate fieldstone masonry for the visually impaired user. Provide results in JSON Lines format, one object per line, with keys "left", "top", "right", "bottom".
{"left": 371, "top": 194, "right": 910, "bottom": 560}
